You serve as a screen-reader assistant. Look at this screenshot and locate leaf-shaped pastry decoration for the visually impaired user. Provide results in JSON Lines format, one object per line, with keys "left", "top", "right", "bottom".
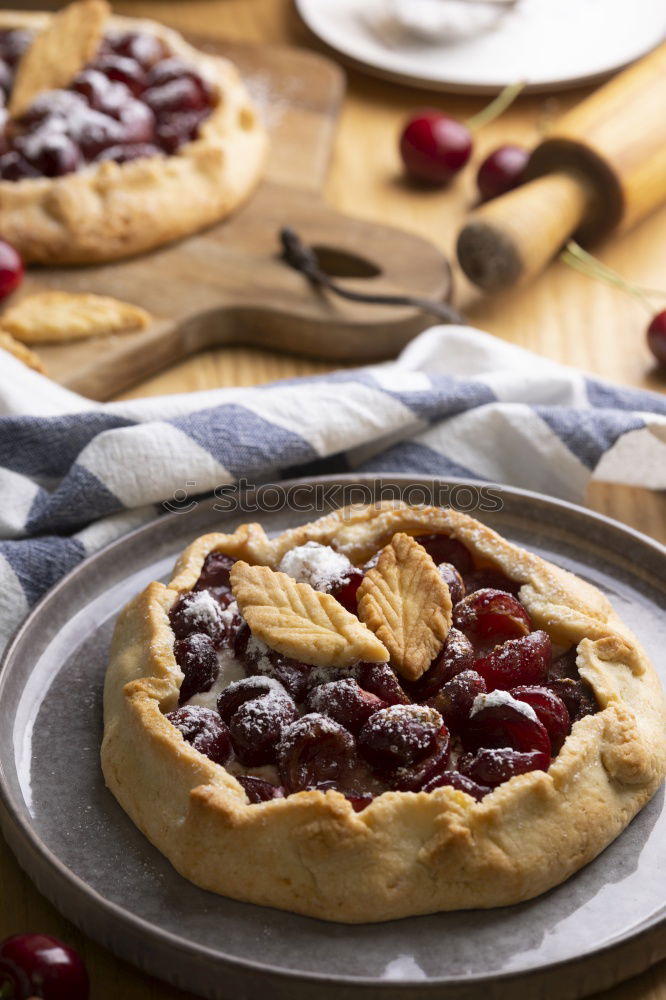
{"left": 10, "top": 0, "right": 110, "bottom": 118}
{"left": 357, "top": 533, "right": 452, "bottom": 681}
{"left": 230, "top": 562, "right": 388, "bottom": 668}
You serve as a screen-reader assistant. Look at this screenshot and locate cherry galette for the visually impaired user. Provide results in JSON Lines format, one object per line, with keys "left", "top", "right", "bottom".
{"left": 0, "top": 3, "right": 267, "bottom": 262}
{"left": 103, "top": 502, "right": 666, "bottom": 922}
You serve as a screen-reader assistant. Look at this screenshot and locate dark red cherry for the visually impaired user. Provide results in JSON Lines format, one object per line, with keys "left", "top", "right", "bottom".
{"left": 147, "top": 57, "right": 202, "bottom": 88}
{"left": 92, "top": 54, "right": 147, "bottom": 96}
{"left": 453, "top": 588, "right": 531, "bottom": 640}
{"left": 218, "top": 676, "right": 298, "bottom": 765}
{"left": 346, "top": 791, "right": 375, "bottom": 812}
{"left": 194, "top": 551, "right": 236, "bottom": 600}
{"left": 236, "top": 775, "right": 285, "bottom": 804}
{"left": 16, "top": 131, "right": 81, "bottom": 177}
{"left": 156, "top": 108, "right": 208, "bottom": 153}
{"left": 72, "top": 69, "right": 122, "bottom": 112}
{"left": 0, "top": 239, "right": 24, "bottom": 301}
{"left": 0, "top": 29, "right": 32, "bottom": 68}
{"left": 169, "top": 590, "right": 225, "bottom": 645}
{"left": 331, "top": 567, "right": 364, "bottom": 613}
{"left": 458, "top": 746, "right": 550, "bottom": 786}
{"left": 475, "top": 630, "right": 552, "bottom": 690}
{"left": 413, "top": 533, "right": 473, "bottom": 574}
{"left": 107, "top": 31, "right": 167, "bottom": 68}
{"left": 423, "top": 769, "right": 491, "bottom": 801}
{"left": 511, "top": 685, "right": 571, "bottom": 753}
{"left": 217, "top": 675, "right": 290, "bottom": 721}
{"left": 95, "top": 142, "right": 163, "bottom": 164}
{"left": 174, "top": 632, "right": 219, "bottom": 704}
{"left": 358, "top": 704, "right": 442, "bottom": 770}
{"left": 476, "top": 144, "right": 528, "bottom": 201}
{"left": 546, "top": 677, "right": 598, "bottom": 723}
{"left": 437, "top": 561, "right": 465, "bottom": 604}
{"left": 354, "top": 661, "right": 411, "bottom": 705}
{"left": 428, "top": 669, "right": 487, "bottom": 730}
{"left": 405, "top": 627, "right": 474, "bottom": 701}
{"left": 463, "top": 568, "right": 520, "bottom": 596}
{"left": 0, "top": 150, "right": 39, "bottom": 180}
{"left": 305, "top": 678, "right": 385, "bottom": 733}
{"left": 647, "top": 310, "right": 666, "bottom": 366}
{"left": 0, "top": 933, "right": 89, "bottom": 1000}
{"left": 117, "top": 98, "right": 155, "bottom": 144}
{"left": 166, "top": 706, "right": 232, "bottom": 765}
{"left": 464, "top": 693, "right": 552, "bottom": 756}
{"left": 240, "top": 638, "right": 311, "bottom": 701}
{"left": 549, "top": 646, "right": 579, "bottom": 680}
{"left": 145, "top": 77, "right": 207, "bottom": 115}
{"left": 400, "top": 111, "right": 472, "bottom": 184}
{"left": 390, "top": 727, "right": 450, "bottom": 791}
{"left": 18, "top": 89, "right": 88, "bottom": 128}
{"left": 278, "top": 714, "right": 357, "bottom": 793}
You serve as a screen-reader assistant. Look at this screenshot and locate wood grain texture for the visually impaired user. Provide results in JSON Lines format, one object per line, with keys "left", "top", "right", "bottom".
{"left": 3, "top": 1, "right": 666, "bottom": 999}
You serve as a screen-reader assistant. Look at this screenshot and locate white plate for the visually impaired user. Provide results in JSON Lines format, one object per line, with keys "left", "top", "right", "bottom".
{"left": 295, "top": 0, "right": 666, "bottom": 93}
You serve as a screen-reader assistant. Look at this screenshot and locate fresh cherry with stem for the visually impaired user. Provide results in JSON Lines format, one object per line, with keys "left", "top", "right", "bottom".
{"left": 561, "top": 241, "right": 666, "bottom": 368}
{"left": 400, "top": 81, "right": 525, "bottom": 186}
{"left": 0, "top": 933, "right": 89, "bottom": 1000}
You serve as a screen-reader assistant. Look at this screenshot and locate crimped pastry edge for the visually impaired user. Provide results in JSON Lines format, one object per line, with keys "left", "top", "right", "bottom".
{"left": 101, "top": 502, "right": 666, "bottom": 922}
{"left": 0, "top": 10, "right": 268, "bottom": 264}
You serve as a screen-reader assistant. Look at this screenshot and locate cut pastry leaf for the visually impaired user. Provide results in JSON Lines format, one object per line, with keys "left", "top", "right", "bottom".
{"left": 0, "top": 290, "right": 151, "bottom": 344}
{"left": 230, "top": 561, "right": 389, "bottom": 668}
{"left": 10, "top": 0, "right": 110, "bottom": 118}
{"left": 357, "top": 532, "right": 452, "bottom": 681}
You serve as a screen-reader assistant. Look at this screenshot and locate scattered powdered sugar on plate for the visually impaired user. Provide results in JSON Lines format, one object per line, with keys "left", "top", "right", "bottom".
{"left": 278, "top": 542, "right": 352, "bottom": 592}
{"left": 470, "top": 689, "right": 538, "bottom": 722}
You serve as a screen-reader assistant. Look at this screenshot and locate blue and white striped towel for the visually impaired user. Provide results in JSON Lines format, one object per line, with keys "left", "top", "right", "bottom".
{"left": 1, "top": 324, "right": 665, "bottom": 653}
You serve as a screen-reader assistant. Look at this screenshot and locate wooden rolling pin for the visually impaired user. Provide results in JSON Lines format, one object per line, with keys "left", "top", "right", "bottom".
{"left": 457, "top": 41, "right": 666, "bottom": 292}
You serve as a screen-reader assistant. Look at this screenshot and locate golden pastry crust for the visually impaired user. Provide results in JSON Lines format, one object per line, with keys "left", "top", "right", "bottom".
{"left": 0, "top": 10, "right": 268, "bottom": 264}
{"left": 0, "top": 329, "right": 46, "bottom": 370}
{"left": 102, "top": 502, "right": 666, "bottom": 923}
{"left": 0, "top": 290, "right": 151, "bottom": 342}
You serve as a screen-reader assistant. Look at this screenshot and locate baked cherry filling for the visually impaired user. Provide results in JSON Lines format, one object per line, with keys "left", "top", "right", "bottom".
{"left": 165, "top": 534, "right": 599, "bottom": 806}
{"left": 0, "top": 27, "right": 217, "bottom": 179}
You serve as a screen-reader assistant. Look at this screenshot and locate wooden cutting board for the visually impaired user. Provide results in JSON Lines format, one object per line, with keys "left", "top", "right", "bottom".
{"left": 12, "top": 37, "right": 452, "bottom": 401}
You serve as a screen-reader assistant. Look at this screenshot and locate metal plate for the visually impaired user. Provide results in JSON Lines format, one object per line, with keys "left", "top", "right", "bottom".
{"left": 1, "top": 476, "right": 665, "bottom": 1000}
{"left": 295, "top": 0, "right": 666, "bottom": 94}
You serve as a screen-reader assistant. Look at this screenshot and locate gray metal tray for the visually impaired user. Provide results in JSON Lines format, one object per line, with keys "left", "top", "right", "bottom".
{"left": 1, "top": 476, "right": 665, "bottom": 1000}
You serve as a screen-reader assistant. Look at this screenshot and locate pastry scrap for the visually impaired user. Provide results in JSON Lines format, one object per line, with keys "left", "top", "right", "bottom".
{"left": 0, "top": 290, "right": 150, "bottom": 343}
{"left": 0, "top": 3, "right": 267, "bottom": 263}
{"left": 102, "top": 503, "right": 666, "bottom": 922}
{"left": 0, "top": 329, "right": 45, "bottom": 370}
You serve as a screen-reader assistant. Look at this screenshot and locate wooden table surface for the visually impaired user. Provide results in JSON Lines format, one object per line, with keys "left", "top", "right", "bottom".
{"left": 3, "top": 1, "right": 665, "bottom": 997}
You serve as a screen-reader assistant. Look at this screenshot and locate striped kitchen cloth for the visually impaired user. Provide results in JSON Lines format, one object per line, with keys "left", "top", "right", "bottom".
{"left": 1, "top": 324, "right": 665, "bottom": 652}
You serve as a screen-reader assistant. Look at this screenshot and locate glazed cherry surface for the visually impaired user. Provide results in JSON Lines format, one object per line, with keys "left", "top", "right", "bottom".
{"left": 278, "top": 714, "right": 357, "bottom": 793}
{"left": 453, "top": 588, "right": 532, "bottom": 641}
{"left": 437, "top": 561, "right": 465, "bottom": 604}
{"left": 459, "top": 746, "right": 550, "bottom": 786}
{"left": 476, "top": 144, "right": 528, "bottom": 201}
{"left": 406, "top": 628, "right": 474, "bottom": 702}
{"left": 428, "top": 669, "right": 487, "bottom": 730}
{"left": 391, "top": 727, "right": 451, "bottom": 791}
{"left": 305, "top": 678, "right": 385, "bottom": 733}
{"left": 236, "top": 775, "right": 285, "bottom": 803}
{"left": 0, "top": 239, "right": 23, "bottom": 300}
{"left": 474, "top": 629, "right": 552, "bottom": 690}
{"left": 0, "top": 933, "right": 89, "bottom": 1000}
{"left": 170, "top": 590, "right": 226, "bottom": 646}
{"left": 511, "top": 685, "right": 570, "bottom": 753}
{"left": 175, "top": 632, "right": 219, "bottom": 704}
{"left": 167, "top": 706, "right": 232, "bottom": 765}
{"left": 359, "top": 704, "right": 443, "bottom": 771}
{"left": 423, "top": 770, "right": 491, "bottom": 801}
{"left": 194, "top": 550, "right": 236, "bottom": 600}
{"left": 400, "top": 112, "right": 472, "bottom": 185}
{"left": 331, "top": 567, "right": 364, "bottom": 613}
{"left": 547, "top": 677, "right": 597, "bottom": 722}
{"left": 464, "top": 694, "right": 552, "bottom": 757}
{"left": 217, "top": 676, "right": 298, "bottom": 765}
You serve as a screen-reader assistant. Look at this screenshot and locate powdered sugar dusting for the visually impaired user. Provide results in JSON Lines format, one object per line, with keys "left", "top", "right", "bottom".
{"left": 180, "top": 590, "right": 223, "bottom": 629}
{"left": 470, "top": 690, "right": 538, "bottom": 722}
{"left": 187, "top": 650, "right": 245, "bottom": 709}
{"left": 278, "top": 542, "right": 352, "bottom": 592}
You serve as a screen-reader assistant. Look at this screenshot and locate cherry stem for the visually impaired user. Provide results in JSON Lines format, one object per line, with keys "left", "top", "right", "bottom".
{"left": 560, "top": 241, "right": 665, "bottom": 312}
{"left": 465, "top": 80, "right": 526, "bottom": 132}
